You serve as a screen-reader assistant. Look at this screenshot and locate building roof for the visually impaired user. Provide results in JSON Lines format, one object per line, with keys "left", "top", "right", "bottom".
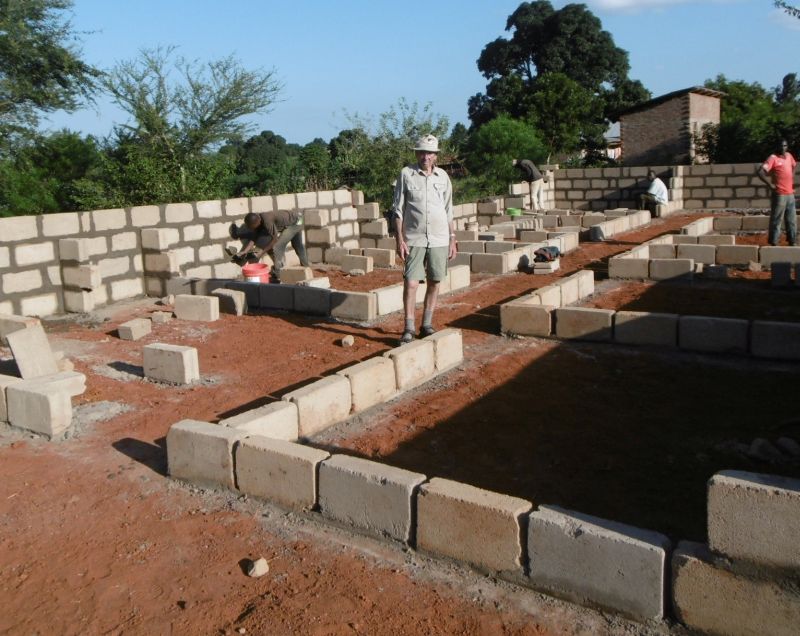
{"left": 615, "top": 86, "right": 726, "bottom": 120}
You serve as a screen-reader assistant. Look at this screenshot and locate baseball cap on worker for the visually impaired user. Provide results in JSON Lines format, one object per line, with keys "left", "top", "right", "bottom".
{"left": 413, "top": 134, "right": 439, "bottom": 153}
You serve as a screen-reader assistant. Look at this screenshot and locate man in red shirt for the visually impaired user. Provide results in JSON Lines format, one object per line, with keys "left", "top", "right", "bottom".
{"left": 757, "top": 139, "right": 797, "bottom": 246}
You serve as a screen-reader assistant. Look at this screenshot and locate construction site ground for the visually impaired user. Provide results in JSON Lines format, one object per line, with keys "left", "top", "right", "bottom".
{"left": 2, "top": 211, "right": 795, "bottom": 635}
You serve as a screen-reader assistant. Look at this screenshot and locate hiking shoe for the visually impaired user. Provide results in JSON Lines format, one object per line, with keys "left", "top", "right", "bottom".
{"left": 228, "top": 223, "right": 239, "bottom": 239}
{"left": 419, "top": 325, "right": 435, "bottom": 337}
{"left": 399, "top": 330, "right": 415, "bottom": 344}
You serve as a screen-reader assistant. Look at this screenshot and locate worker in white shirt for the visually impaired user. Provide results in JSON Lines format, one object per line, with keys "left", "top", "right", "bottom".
{"left": 638, "top": 169, "right": 669, "bottom": 213}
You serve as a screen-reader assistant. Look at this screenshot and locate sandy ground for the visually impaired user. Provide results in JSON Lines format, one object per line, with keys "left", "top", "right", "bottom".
{"left": 0, "top": 211, "right": 769, "bottom": 635}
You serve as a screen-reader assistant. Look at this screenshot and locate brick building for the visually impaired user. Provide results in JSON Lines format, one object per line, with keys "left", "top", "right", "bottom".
{"left": 618, "top": 87, "right": 724, "bottom": 166}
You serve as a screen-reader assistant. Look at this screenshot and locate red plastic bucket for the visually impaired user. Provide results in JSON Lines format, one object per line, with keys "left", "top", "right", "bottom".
{"left": 241, "top": 262, "right": 270, "bottom": 283}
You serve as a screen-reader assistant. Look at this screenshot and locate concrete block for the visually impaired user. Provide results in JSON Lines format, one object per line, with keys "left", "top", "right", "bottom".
{"left": 383, "top": 340, "right": 436, "bottom": 391}
{"left": 717, "top": 245, "right": 759, "bottom": 265}
{"left": 258, "top": 283, "right": 294, "bottom": 311}
{"left": 528, "top": 506, "right": 670, "bottom": 621}
{"left": 374, "top": 283, "right": 404, "bottom": 315}
{"left": 501, "top": 300, "right": 553, "bottom": 337}
{"left": 647, "top": 244, "right": 675, "bottom": 259}
{"left": 330, "top": 291, "right": 377, "bottom": 322}
{"left": 174, "top": 294, "right": 219, "bottom": 322}
{"left": 707, "top": 470, "right": 800, "bottom": 570}
{"left": 614, "top": 311, "right": 678, "bottom": 347}
{"left": 555, "top": 307, "right": 614, "bottom": 341}
{"left": 357, "top": 202, "right": 380, "bottom": 220}
{"left": 293, "top": 286, "right": 331, "bottom": 315}
{"left": 58, "top": 238, "right": 89, "bottom": 262}
{"left": 323, "top": 247, "right": 349, "bottom": 265}
{"left": 484, "top": 241, "right": 515, "bottom": 254}
{"left": 235, "top": 436, "right": 329, "bottom": 510}
{"left": 307, "top": 227, "right": 336, "bottom": 245}
{"left": 211, "top": 288, "right": 247, "bottom": 316}
{"left": 360, "top": 219, "right": 388, "bottom": 237}
{"left": 151, "top": 311, "right": 172, "bottom": 324}
{"left": 671, "top": 235, "right": 698, "bottom": 245}
{"left": 750, "top": 320, "right": 800, "bottom": 360}
{"left": 303, "top": 208, "right": 329, "bottom": 227}
{"left": 166, "top": 419, "right": 246, "bottom": 489}
{"left": 417, "top": 478, "right": 531, "bottom": 573}
{"left": 220, "top": 401, "right": 298, "bottom": 441}
{"left": 117, "top": 318, "right": 152, "bottom": 341}
{"left": 341, "top": 254, "right": 373, "bottom": 274}
{"left": 608, "top": 257, "right": 649, "bottom": 279}
{"left": 771, "top": 262, "right": 793, "bottom": 287}
{"left": 6, "top": 381, "right": 72, "bottom": 437}
{"left": 672, "top": 541, "right": 800, "bottom": 636}
{"left": 534, "top": 285, "right": 561, "bottom": 307}
{"left": 471, "top": 253, "right": 509, "bottom": 274}
{"left": 223, "top": 281, "right": 259, "bottom": 308}
{"left": 0, "top": 314, "right": 40, "bottom": 345}
{"left": 676, "top": 243, "right": 716, "bottom": 265}
{"left": 0, "top": 374, "right": 23, "bottom": 422}
{"left": 556, "top": 276, "right": 579, "bottom": 306}
{"left": 319, "top": 455, "right": 426, "bottom": 543}
{"left": 280, "top": 267, "right": 313, "bottom": 283}
{"left": 141, "top": 228, "right": 178, "bottom": 250}
{"left": 759, "top": 246, "right": 800, "bottom": 266}
{"left": 713, "top": 216, "right": 743, "bottom": 231}
{"left": 698, "top": 234, "right": 736, "bottom": 246}
{"left": 741, "top": 215, "right": 770, "bottom": 231}
{"left": 283, "top": 375, "right": 352, "bottom": 437}
{"left": 454, "top": 230, "right": 479, "bottom": 241}
{"left": 424, "top": 328, "right": 463, "bottom": 372}
{"left": 574, "top": 270, "right": 594, "bottom": 299}
{"left": 457, "top": 241, "right": 485, "bottom": 254}
{"left": 142, "top": 343, "right": 200, "bottom": 384}
{"left": 448, "top": 264, "right": 470, "bottom": 291}
{"left": 363, "top": 248, "right": 396, "bottom": 268}
{"left": 678, "top": 316, "right": 749, "bottom": 354}
{"left": 337, "top": 356, "right": 397, "bottom": 412}
{"left": 649, "top": 258, "right": 694, "bottom": 280}
{"left": 6, "top": 324, "right": 58, "bottom": 379}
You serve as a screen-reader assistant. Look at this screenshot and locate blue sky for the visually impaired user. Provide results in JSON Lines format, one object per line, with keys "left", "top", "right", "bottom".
{"left": 47, "top": 0, "right": 800, "bottom": 145}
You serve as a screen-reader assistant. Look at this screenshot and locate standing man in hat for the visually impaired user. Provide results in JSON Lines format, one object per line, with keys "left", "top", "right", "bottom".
{"left": 758, "top": 139, "right": 797, "bottom": 246}
{"left": 392, "top": 134, "right": 457, "bottom": 344}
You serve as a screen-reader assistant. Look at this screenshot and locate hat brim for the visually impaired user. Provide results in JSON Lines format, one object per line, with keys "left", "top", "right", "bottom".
{"left": 413, "top": 147, "right": 439, "bottom": 152}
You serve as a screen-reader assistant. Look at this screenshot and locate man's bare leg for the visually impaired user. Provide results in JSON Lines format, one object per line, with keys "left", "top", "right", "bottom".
{"left": 421, "top": 281, "right": 440, "bottom": 334}
{"left": 401, "top": 279, "right": 419, "bottom": 342}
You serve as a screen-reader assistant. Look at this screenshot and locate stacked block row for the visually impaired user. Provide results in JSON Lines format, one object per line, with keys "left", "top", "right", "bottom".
{"left": 500, "top": 270, "right": 595, "bottom": 336}
{"left": 551, "top": 165, "right": 675, "bottom": 211}
{"left": 166, "top": 264, "right": 471, "bottom": 322}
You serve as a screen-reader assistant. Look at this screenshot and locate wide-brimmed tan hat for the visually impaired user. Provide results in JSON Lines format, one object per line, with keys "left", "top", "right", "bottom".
{"left": 413, "top": 134, "right": 439, "bottom": 153}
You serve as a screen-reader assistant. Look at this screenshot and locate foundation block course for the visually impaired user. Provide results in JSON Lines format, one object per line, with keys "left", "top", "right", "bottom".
{"left": 649, "top": 258, "right": 694, "bottom": 280}
{"left": 707, "top": 470, "right": 800, "bottom": 570}
{"left": 374, "top": 283, "right": 404, "bottom": 315}
{"left": 174, "top": 294, "right": 220, "bottom": 322}
{"left": 678, "top": 316, "right": 749, "bottom": 354}
{"left": 383, "top": 340, "right": 436, "bottom": 391}
{"left": 341, "top": 254, "right": 373, "bottom": 274}
{"left": 336, "top": 356, "right": 397, "bottom": 413}
{"left": 211, "top": 288, "right": 247, "bottom": 316}
{"left": 416, "top": 477, "right": 532, "bottom": 574}
{"left": 500, "top": 301, "right": 553, "bottom": 337}
{"left": 672, "top": 541, "right": 800, "bottom": 636}
{"left": 142, "top": 343, "right": 200, "bottom": 384}
{"left": 613, "top": 311, "right": 678, "bottom": 347}
{"left": 424, "top": 328, "right": 463, "bottom": 372}
{"left": 219, "top": 401, "right": 299, "bottom": 441}
{"left": 330, "top": 290, "right": 377, "bottom": 322}
{"left": 166, "top": 419, "right": 246, "bottom": 489}
{"left": 759, "top": 246, "right": 800, "bottom": 266}
{"left": 282, "top": 375, "right": 352, "bottom": 437}
{"left": 318, "top": 455, "right": 426, "bottom": 543}
{"left": 750, "top": 320, "right": 800, "bottom": 360}
{"left": 117, "top": 318, "right": 152, "bottom": 341}
{"left": 676, "top": 244, "right": 716, "bottom": 265}
{"left": 258, "top": 283, "right": 294, "bottom": 311}
{"left": 292, "top": 286, "right": 331, "bottom": 315}
{"left": 716, "top": 245, "right": 760, "bottom": 265}
{"left": 608, "top": 257, "right": 649, "bottom": 279}
{"left": 555, "top": 307, "right": 614, "bottom": 341}
{"left": 527, "top": 506, "right": 670, "bottom": 621}
{"left": 448, "top": 264, "right": 471, "bottom": 291}
{"left": 235, "top": 436, "right": 329, "bottom": 510}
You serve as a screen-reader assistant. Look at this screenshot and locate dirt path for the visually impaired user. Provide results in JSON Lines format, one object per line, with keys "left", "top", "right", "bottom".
{"left": 1, "top": 213, "right": 710, "bottom": 635}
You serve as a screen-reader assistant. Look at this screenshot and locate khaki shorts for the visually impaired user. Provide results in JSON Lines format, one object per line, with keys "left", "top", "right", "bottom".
{"left": 404, "top": 246, "right": 448, "bottom": 282}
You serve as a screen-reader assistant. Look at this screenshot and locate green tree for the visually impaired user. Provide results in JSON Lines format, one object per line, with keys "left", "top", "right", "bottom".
{"left": 693, "top": 74, "right": 799, "bottom": 163}
{"left": 775, "top": 1, "right": 800, "bottom": 19}
{"left": 469, "top": 0, "right": 649, "bottom": 130}
{"left": 0, "top": 0, "right": 100, "bottom": 153}
{"left": 222, "top": 130, "right": 303, "bottom": 195}
{"left": 463, "top": 115, "right": 546, "bottom": 193}
{"left": 102, "top": 46, "right": 282, "bottom": 202}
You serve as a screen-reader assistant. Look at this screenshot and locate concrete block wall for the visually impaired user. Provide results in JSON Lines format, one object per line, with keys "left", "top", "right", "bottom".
{"left": 551, "top": 165, "right": 675, "bottom": 211}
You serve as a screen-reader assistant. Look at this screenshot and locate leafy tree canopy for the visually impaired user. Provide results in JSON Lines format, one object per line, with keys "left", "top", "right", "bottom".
{"left": 0, "top": 0, "right": 100, "bottom": 152}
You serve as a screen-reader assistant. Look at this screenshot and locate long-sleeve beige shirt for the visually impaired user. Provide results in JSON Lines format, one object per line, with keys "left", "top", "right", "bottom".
{"left": 392, "top": 164, "right": 453, "bottom": 248}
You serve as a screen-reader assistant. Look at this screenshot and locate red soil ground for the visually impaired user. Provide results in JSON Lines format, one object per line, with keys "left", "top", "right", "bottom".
{"left": 4, "top": 210, "right": 787, "bottom": 635}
